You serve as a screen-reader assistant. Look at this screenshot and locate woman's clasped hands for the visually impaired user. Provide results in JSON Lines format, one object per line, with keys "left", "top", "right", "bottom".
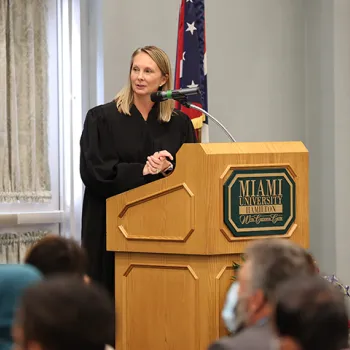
{"left": 143, "top": 150, "right": 173, "bottom": 176}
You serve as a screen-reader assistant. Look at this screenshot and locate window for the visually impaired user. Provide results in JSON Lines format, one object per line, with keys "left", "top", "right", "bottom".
{"left": 0, "top": 0, "right": 83, "bottom": 252}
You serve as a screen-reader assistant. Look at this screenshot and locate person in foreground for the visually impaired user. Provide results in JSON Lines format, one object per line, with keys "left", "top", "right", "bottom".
{"left": 80, "top": 45, "right": 196, "bottom": 296}
{"left": 273, "top": 275, "right": 349, "bottom": 350}
{"left": 12, "top": 277, "right": 115, "bottom": 350}
{"left": 208, "top": 239, "right": 316, "bottom": 350}
{"left": 0, "top": 265, "right": 42, "bottom": 350}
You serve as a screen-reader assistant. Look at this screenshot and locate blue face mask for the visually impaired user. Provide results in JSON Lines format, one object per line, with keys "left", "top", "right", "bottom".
{"left": 221, "top": 282, "right": 240, "bottom": 333}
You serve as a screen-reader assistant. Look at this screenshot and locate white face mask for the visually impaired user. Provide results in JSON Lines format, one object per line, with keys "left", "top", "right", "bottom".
{"left": 221, "top": 282, "right": 241, "bottom": 333}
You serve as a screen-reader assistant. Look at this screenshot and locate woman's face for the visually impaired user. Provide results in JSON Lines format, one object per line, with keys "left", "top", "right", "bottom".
{"left": 130, "top": 52, "right": 167, "bottom": 98}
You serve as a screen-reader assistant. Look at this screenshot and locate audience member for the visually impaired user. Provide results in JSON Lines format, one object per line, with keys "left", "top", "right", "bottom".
{"left": 12, "top": 277, "right": 115, "bottom": 350}
{"left": 273, "top": 275, "right": 349, "bottom": 350}
{"left": 0, "top": 265, "right": 42, "bottom": 350}
{"left": 208, "top": 239, "right": 316, "bottom": 350}
{"left": 24, "top": 235, "right": 89, "bottom": 282}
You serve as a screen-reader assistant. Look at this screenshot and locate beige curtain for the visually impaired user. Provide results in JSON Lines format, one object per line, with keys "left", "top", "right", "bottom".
{"left": 0, "top": 0, "right": 51, "bottom": 202}
{"left": 0, "top": 231, "right": 49, "bottom": 263}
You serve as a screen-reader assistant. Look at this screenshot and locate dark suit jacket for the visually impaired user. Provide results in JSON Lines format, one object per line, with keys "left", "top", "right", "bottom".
{"left": 208, "top": 322, "right": 273, "bottom": 350}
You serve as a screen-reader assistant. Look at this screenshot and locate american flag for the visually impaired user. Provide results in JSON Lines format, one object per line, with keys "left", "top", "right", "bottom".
{"left": 175, "top": 0, "right": 209, "bottom": 142}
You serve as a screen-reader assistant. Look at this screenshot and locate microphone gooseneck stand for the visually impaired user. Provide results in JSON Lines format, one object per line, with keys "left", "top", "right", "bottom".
{"left": 176, "top": 96, "right": 237, "bottom": 142}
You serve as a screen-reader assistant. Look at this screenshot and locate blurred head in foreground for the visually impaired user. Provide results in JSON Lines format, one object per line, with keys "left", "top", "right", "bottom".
{"left": 13, "top": 277, "right": 115, "bottom": 350}
{"left": 273, "top": 275, "right": 349, "bottom": 350}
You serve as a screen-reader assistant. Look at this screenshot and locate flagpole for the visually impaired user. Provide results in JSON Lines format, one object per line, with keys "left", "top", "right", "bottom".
{"left": 176, "top": 98, "right": 237, "bottom": 143}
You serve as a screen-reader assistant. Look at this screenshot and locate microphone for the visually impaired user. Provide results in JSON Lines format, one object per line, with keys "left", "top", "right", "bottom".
{"left": 154, "top": 93, "right": 237, "bottom": 142}
{"left": 150, "top": 87, "right": 200, "bottom": 103}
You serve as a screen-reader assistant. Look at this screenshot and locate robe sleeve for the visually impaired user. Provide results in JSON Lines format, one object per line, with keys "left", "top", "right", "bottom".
{"left": 80, "top": 107, "right": 147, "bottom": 198}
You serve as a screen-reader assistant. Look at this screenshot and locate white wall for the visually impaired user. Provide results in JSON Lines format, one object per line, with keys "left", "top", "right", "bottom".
{"left": 85, "top": 0, "right": 350, "bottom": 277}
{"left": 332, "top": 0, "right": 350, "bottom": 280}
{"left": 305, "top": 0, "right": 336, "bottom": 273}
{"left": 206, "top": 0, "right": 305, "bottom": 143}
{"left": 304, "top": 0, "right": 350, "bottom": 278}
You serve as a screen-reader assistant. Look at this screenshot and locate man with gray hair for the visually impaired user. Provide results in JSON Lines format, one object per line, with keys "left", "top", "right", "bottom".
{"left": 208, "top": 238, "right": 316, "bottom": 350}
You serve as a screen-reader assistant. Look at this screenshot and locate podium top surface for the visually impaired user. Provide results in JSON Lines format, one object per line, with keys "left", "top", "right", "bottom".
{"left": 197, "top": 141, "right": 308, "bottom": 155}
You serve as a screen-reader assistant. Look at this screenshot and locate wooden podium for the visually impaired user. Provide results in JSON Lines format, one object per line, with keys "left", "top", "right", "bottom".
{"left": 106, "top": 142, "right": 309, "bottom": 350}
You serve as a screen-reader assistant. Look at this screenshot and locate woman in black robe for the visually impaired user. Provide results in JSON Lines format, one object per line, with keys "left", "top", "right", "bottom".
{"left": 79, "top": 46, "right": 197, "bottom": 296}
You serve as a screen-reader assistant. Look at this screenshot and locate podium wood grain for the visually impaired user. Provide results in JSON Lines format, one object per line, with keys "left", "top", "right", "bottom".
{"left": 106, "top": 142, "right": 309, "bottom": 350}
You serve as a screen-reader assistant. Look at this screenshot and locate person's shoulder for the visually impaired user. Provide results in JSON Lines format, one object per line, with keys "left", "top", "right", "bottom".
{"left": 170, "top": 109, "right": 193, "bottom": 130}
{"left": 86, "top": 101, "right": 118, "bottom": 120}
{"left": 171, "top": 108, "right": 191, "bottom": 122}
{"left": 209, "top": 325, "right": 272, "bottom": 350}
{"left": 208, "top": 336, "right": 234, "bottom": 350}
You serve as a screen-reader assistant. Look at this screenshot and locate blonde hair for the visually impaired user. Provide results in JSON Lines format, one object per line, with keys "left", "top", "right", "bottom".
{"left": 115, "top": 46, "right": 174, "bottom": 122}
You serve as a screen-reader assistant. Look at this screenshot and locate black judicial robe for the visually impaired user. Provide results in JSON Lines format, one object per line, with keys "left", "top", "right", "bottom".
{"left": 80, "top": 101, "right": 197, "bottom": 296}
